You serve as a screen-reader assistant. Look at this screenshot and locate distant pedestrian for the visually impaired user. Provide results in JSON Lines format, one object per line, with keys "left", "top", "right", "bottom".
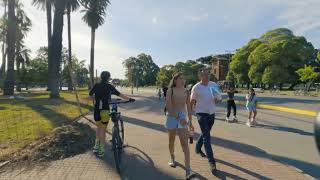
{"left": 162, "top": 85, "right": 169, "bottom": 114}
{"left": 246, "top": 88, "right": 258, "bottom": 127}
{"left": 158, "top": 88, "right": 162, "bottom": 100}
{"left": 226, "top": 86, "right": 237, "bottom": 122}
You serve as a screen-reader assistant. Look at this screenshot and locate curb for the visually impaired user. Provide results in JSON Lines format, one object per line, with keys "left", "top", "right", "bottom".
{"left": 232, "top": 100, "right": 317, "bottom": 117}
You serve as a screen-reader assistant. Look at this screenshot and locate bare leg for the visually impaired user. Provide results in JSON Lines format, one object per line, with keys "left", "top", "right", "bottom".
{"left": 248, "top": 111, "right": 253, "bottom": 120}
{"left": 253, "top": 110, "right": 258, "bottom": 122}
{"left": 177, "top": 128, "right": 190, "bottom": 169}
{"left": 168, "top": 129, "right": 177, "bottom": 157}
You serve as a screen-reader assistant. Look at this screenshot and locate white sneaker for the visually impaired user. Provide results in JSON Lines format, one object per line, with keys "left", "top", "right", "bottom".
{"left": 250, "top": 118, "right": 256, "bottom": 127}
{"left": 168, "top": 159, "right": 176, "bottom": 167}
{"left": 246, "top": 120, "right": 252, "bottom": 127}
{"left": 233, "top": 116, "right": 238, "bottom": 122}
{"left": 226, "top": 117, "right": 230, "bottom": 122}
{"left": 186, "top": 168, "right": 197, "bottom": 179}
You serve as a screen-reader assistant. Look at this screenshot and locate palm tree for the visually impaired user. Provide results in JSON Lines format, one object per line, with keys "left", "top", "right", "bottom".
{"left": 81, "top": 0, "right": 110, "bottom": 87}
{"left": 49, "top": 0, "right": 66, "bottom": 98}
{"left": 3, "top": 0, "right": 16, "bottom": 95}
{"left": 32, "top": 0, "right": 52, "bottom": 90}
{"left": 0, "top": 0, "right": 7, "bottom": 80}
{"left": 15, "top": 2, "right": 32, "bottom": 91}
{"left": 65, "top": 0, "right": 79, "bottom": 90}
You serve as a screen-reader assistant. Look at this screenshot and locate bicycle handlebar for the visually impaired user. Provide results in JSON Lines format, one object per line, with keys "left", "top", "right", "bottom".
{"left": 108, "top": 99, "right": 133, "bottom": 105}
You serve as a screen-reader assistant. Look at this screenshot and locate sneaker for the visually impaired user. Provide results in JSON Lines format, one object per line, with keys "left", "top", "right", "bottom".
{"left": 168, "top": 159, "right": 176, "bottom": 168}
{"left": 93, "top": 139, "right": 100, "bottom": 153}
{"left": 168, "top": 154, "right": 176, "bottom": 167}
{"left": 246, "top": 121, "right": 252, "bottom": 127}
{"left": 226, "top": 117, "right": 230, "bottom": 122}
{"left": 252, "top": 119, "right": 258, "bottom": 125}
{"left": 209, "top": 163, "right": 217, "bottom": 175}
{"left": 186, "top": 168, "right": 197, "bottom": 179}
{"left": 97, "top": 143, "right": 105, "bottom": 157}
{"left": 195, "top": 150, "right": 207, "bottom": 158}
{"left": 233, "top": 116, "right": 238, "bottom": 122}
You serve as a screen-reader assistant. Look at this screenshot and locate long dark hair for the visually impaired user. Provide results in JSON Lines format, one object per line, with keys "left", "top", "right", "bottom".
{"left": 249, "top": 88, "right": 255, "bottom": 102}
{"left": 169, "top": 73, "right": 183, "bottom": 88}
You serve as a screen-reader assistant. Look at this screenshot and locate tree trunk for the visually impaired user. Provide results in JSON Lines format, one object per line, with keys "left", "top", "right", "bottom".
{"left": 16, "top": 61, "right": 21, "bottom": 92}
{"left": 0, "top": 0, "right": 7, "bottom": 80}
{"left": 4, "top": 0, "right": 16, "bottom": 96}
{"left": 49, "top": 0, "right": 65, "bottom": 98}
{"left": 90, "top": 28, "right": 95, "bottom": 88}
{"left": 288, "top": 83, "right": 299, "bottom": 90}
{"left": 46, "top": 0, "right": 52, "bottom": 91}
{"left": 67, "top": 8, "right": 73, "bottom": 91}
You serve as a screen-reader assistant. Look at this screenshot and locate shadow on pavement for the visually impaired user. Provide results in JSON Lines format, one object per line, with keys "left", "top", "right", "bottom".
{"left": 121, "top": 96, "right": 320, "bottom": 178}
{"left": 102, "top": 142, "right": 177, "bottom": 180}
{"left": 256, "top": 124, "right": 314, "bottom": 136}
{"left": 123, "top": 116, "right": 271, "bottom": 179}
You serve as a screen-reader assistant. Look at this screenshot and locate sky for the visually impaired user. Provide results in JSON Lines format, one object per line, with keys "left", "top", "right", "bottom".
{"left": 5, "top": 0, "right": 320, "bottom": 78}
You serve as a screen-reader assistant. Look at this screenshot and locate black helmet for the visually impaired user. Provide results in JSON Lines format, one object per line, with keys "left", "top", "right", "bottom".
{"left": 100, "top": 71, "right": 111, "bottom": 82}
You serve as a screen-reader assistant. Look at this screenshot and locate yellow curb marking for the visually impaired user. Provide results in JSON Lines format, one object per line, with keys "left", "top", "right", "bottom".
{"left": 231, "top": 100, "right": 317, "bottom": 117}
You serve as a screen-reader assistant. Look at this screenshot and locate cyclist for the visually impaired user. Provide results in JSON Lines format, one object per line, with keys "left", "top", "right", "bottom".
{"left": 89, "top": 71, "right": 135, "bottom": 157}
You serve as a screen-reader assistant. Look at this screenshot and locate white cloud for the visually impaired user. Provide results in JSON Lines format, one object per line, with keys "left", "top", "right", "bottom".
{"left": 277, "top": 0, "right": 320, "bottom": 35}
{"left": 152, "top": 17, "right": 158, "bottom": 24}
{"left": 189, "top": 13, "right": 209, "bottom": 22}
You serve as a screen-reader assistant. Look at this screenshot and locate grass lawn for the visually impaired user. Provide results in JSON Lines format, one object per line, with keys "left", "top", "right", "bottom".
{"left": 0, "top": 90, "right": 92, "bottom": 159}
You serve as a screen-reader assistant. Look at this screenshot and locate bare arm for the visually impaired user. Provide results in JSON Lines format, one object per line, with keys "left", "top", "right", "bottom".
{"left": 186, "top": 95, "right": 192, "bottom": 123}
{"left": 119, "top": 93, "right": 131, "bottom": 101}
{"left": 166, "top": 89, "right": 178, "bottom": 119}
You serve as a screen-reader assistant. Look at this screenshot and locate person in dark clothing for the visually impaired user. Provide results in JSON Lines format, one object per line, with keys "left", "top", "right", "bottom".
{"left": 162, "top": 86, "right": 169, "bottom": 99}
{"left": 226, "top": 86, "right": 237, "bottom": 122}
{"left": 162, "top": 85, "right": 169, "bottom": 114}
{"left": 89, "top": 71, "right": 135, "bottom": 157}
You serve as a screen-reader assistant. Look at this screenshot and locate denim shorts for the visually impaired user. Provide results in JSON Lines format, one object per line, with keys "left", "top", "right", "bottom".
{"left": 165, "top": 112, "right": 188, "bottom": 129}
{"left": 246, "top": 105, "right": 257, "bottom": 111}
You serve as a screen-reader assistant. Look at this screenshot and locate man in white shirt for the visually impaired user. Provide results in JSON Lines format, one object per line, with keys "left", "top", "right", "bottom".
{"left": 191, "top": 69, "right": 222, "bottom": 175}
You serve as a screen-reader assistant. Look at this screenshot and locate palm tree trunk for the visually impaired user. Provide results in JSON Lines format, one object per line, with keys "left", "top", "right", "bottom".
{"left": 0, "top": 0, "right": 7, "bottom": 80}
{"left": 67, "top": 8, "right": 73, "bottom": 91}
{"left": 16, "top": 60, "right": 21, "bottom": 92}
{"left": 46, "top": 0, "right": 52, "bottom": 91}
{"left": 90, "top": 27, "right": 95, "bottom": 88}
{"left": 49, "top": 0, "right": 65, "bottom": 98}
{"left": 4, "top": 0, "right": 16, "bottom": 96}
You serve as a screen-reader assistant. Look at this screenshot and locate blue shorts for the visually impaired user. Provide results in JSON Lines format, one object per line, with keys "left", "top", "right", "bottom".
{"left": 165, "top": 112, "right": 188, "bottom": 129}
{"left": 246, "top": 105, "right": 257, "bottom": 111}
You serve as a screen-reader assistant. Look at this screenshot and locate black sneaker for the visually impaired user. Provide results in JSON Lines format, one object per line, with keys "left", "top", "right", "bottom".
{"left": 195, "top": 150, "right": 207, "bottom": 158}
{"left": 210, "top": 163, "right": 217, "bottom": 175}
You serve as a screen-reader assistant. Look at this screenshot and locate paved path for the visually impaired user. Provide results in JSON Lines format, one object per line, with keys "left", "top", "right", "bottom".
{"left": 0, "top": 94, "right": 312, "bottom": 180}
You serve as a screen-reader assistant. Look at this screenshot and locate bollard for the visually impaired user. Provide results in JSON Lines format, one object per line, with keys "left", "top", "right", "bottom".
{"left": 315, "top": 112, "right": 320, "bottom": 153}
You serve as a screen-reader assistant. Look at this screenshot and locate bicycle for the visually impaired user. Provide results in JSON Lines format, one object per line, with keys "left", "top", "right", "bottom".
{"left": 109, "top": 99, "right": 133, "bottom": 174}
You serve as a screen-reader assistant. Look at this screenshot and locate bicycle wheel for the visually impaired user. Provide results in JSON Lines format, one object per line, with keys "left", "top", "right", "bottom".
{"left": 112, "top": 126, "right": 123, "bottom": 173}
{"left": 119, "top": 118, "right": 125, "bottom": 143}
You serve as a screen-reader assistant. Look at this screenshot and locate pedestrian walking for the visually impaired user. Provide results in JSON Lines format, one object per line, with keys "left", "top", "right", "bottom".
{"left": 190, "top": 69, "right": 222, "bottom": 175}
{"left": 165, "top": 73, "right": 196, "bottom": 179}
{"left": 226, "top": 86, "right": 238, "bottom": 122}
{"left": 246, "top": 88, "right": 258, "bottom": 127}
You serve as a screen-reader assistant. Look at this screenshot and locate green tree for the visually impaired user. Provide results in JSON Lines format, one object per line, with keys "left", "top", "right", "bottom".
{"left": 81, "top": 0, "right": 110, "bottom": 87}
{"left": 296, "top": 65, "right": 319, "bottom": 91}
{"left": 230, "top": 28, "right": 316, "bottom": 89}
{"left": 137, "top": 53, "right": 159, "bottom": 86}
{"left": 0, "top": 0, "right": 7, "bottom": 81}
{"left": 156, "top": 65, "right": 174, "bottom": 87}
